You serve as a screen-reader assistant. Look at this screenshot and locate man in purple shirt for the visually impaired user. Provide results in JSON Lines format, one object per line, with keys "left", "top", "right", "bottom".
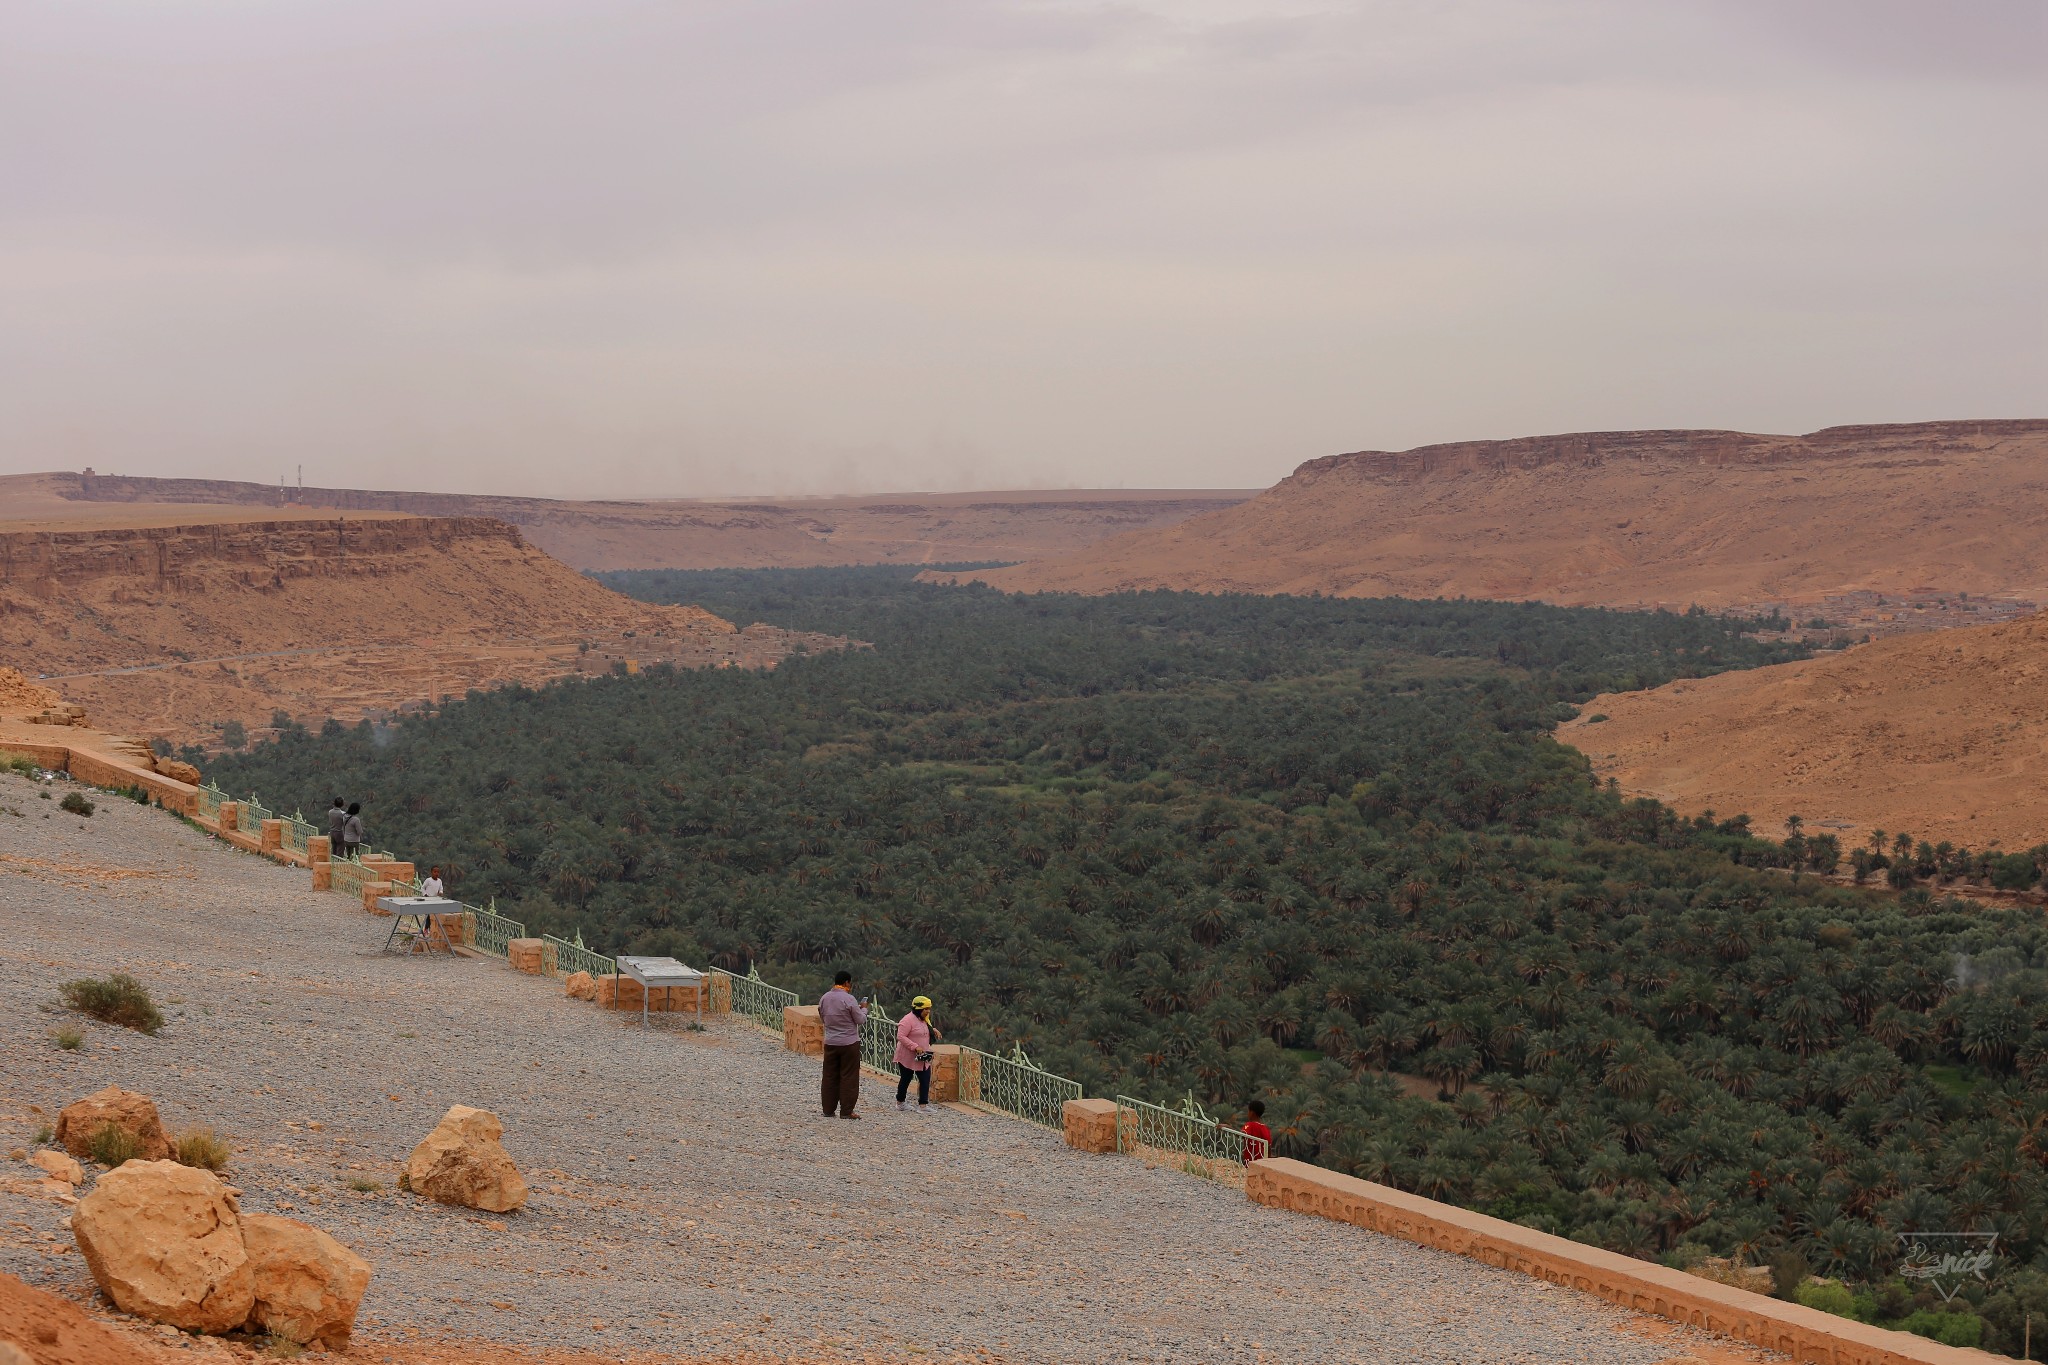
{"left": 818, "top": 970, "right": 869, "bottom": 1119}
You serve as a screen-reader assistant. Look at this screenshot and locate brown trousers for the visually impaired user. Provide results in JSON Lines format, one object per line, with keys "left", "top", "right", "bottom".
{"left": 821, "top": 1043, "right": 861, "bottom": 1116}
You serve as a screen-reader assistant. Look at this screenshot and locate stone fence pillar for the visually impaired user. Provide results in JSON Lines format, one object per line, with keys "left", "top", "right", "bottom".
{"left": 506, "top": 939, "right": 546, "bottom": 975}
{"left": 259, "top": 819, "right": 283, "bottom": 853}
{"left": 1062, "top": 1098, "right": 1119, "bottom": 1154}
{"left": 928, "top": 1044, "right": 963, "bottom": 1103}
{"left": 783, "top": 1005, "right": 823, "bottom": 1056}
{"left": 218, "top": 802, "right": 239, "bottom": 832}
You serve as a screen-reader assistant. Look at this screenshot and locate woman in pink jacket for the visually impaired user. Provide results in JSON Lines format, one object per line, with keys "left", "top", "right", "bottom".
{"left": 894, "top": 995, "right": 943, "bottom": 1114}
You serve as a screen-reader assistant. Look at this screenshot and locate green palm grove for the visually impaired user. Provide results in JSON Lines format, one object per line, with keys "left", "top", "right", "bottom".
{"left": 209, "top": 569, "right": 2048, "bottom": 1354}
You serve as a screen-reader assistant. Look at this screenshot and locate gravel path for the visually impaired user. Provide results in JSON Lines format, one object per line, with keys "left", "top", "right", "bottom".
{"left": 0, "top": 773, "right": 1713, "bottom": 1364}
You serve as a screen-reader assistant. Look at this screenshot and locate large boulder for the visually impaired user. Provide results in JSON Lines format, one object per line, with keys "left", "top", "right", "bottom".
{"left": 71, "top": 1160, "right": 253, "bottom": 1333}
{"left": 564, "top": 970, "right": 598, "bottom": 1001}
{"left": 56, "top": 1087, "right": 173, "bottom": 1163}
{"left": 405, "top": 1106, "right": 527, "bottom": 1213}
{"left": 156, "top": 759, "right": 202, "bottom": 785}
{"left": 243, "top": 1214, "right": 372, "bottom": 1350}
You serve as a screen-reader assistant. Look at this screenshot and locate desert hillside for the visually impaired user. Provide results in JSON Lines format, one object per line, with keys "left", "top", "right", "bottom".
{"left": 953, "top": 420, "right": 2048, "bottom": 614}
{"left": 0, "top": 515, "right": 838, "bottom": 745}
{"left": 3, "top": 471, "right": 1253, "bottom": 571}
{"left": 1559, "top": 612, "right": 2048, "bottom": 852}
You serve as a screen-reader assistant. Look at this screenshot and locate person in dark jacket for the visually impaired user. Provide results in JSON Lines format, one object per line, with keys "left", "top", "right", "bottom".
{"left": 340, "top": 802, "right": 364, "bottom": 860}
{"left": 326, "top": 798, "right": 347, "bottom": 854}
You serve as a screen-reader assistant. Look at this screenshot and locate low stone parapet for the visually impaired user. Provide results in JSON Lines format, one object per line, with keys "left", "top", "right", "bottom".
{"left": 360, "top": 881, "right": 394, "bottom": 912}
{"left": 783, "top": 1005, "right": 823, "bottom": 1056}
{"left": 1061, "top": 1098, "right": 1118, "bottom": 1153}
{"left": 506, "top": 939, "right": 546, "bottom": 974}
{"left": 1244, "top": 1158, "right": 1994, "bottom": 1365}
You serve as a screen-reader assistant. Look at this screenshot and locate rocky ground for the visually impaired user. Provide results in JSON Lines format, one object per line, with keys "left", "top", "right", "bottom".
{"left": 0, "top": 771, "right": 1752, "bottom": 1364}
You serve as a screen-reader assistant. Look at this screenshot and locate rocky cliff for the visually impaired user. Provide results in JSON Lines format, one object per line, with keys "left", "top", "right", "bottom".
{"left": 0, "top": 515, "right": 838, "bottom": 745}
{"left": 31, "top": 472, "right": 1253, "bottom": 571}
{"left": 956, "top": 419, "right": 2048, "bottom": 610}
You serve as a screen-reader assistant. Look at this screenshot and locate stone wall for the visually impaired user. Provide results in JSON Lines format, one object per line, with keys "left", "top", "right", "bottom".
{"left": 1, "top": 739, "right": 199, "bottom": 815}
{"left": 1240, "top": 1158, "right": 1995, "bottom": 1365}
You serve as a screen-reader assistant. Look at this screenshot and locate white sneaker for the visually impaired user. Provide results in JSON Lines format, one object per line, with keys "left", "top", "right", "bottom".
{"left": 895, "top": 1100, "right": 908, "bottom": 1111}
{"left": 916, "top": 1104, "right": 933, "bottom": 1116}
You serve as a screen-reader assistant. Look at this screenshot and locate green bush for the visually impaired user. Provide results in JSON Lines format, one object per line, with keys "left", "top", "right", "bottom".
{"left": 59, "top": 791, "right": 93, "bottom": 816}
{"left": 51, "top": 1025, "right": 83, "bottom": 1050}
{"left": 60, "top": 973, "right": 164, "bottom": 1035}
{"left": 1894, "top": 1309, "right": 1983, "bottom": 1348}
{"left": 1991, "top": 852, "right": 2039, "bottom": 891}
{"left": 1793, "top": 1280, "right": 1856, "bottom": 1317}
{"left": 87, "top": 1122, "right": 144, "bottom": 1169}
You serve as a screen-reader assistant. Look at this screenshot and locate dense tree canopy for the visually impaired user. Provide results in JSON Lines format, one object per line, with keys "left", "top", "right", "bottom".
{"left": 211, "top": 571, "right": 2048, "bottom": 1353}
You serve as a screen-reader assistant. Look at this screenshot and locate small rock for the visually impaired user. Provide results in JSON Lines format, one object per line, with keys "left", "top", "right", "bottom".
{"left": 564, "top": 970, "right": 598, "bottom": 1001}
{"left": 31, "top": 1149, "right": 85, "bottom": 1186}
{"left": 243, "top": 1213, "right": 372, "bottom": 1350}
{"left": 72, "top": 1159, "right": 254, "bottom": 1333}
{"left": 405, "top": 1106, "right": 527, "bottom": 1213}
{"left": 55, "top": 1086, "right": 174, "bottom": 1162}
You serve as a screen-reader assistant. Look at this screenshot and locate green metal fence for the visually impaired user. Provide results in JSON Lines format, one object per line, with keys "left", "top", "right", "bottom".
{"left": 711, "top": 966, "right": 799, "bottom": 1030}
{"left": 860, "top": 1003, "right": 899, "bottom": 1077}
{"left": 278, "top": 813, "right": 317, "bottom": 857}
{"left": 465, "top": 903, "right": 526, "bottom": 959}
{"left": 240, "top": 793, "right": 274, "bottom": 828}
{"left": 961, "top": 1044, "right": 1082, "bottom": 1129}
{"left": 326, "top": 855, "right": 380, "bottom": 900}
{"left": 543, "top": 931, "right": 613, "bottom": 980}
{"left": 1115, "top": 1092, "right": 1258, "bottom": 1181}
{"left": 196, "top": 782, "right": 227, "bottom": 821}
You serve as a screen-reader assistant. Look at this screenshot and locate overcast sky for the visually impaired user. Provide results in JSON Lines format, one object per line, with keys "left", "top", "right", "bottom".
{"left": 2, "top": 1, "right": 2042, "bottom": 499}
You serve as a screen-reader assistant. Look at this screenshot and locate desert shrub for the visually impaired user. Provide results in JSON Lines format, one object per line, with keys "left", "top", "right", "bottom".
{"left": 33, "top": 1124, "right": 53, "bottom": 1145}
{"left": 87, "top": 1122, "right": 144, "bottom": 1169}
{"left": 346, "top": 1177, "right": 382, "bottom": 1193}
{"left": 51, "top": 1025, "right": 83, "bottom": 1050}
{"left": 175, "top": 1127, "right": 231, "bottom": 1172}
{"left": 60, "top": 791, "right": 93, "bottom": 816}
{"left": 3, "top": 755, "right": 35, "bottom": 776}
{"left": 1585, "top": 713, "right": 1609, "bottom": 723}
{"left": 1769, "top": 1251, "right": 1810, "bottom": 1299}
{"left": 60, "top": 973, "right": 164, "bottom": 1034}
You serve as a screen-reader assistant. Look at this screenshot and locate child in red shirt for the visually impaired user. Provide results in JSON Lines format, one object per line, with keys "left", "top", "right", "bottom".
{"left": 1243, "top": 1099, "right": 1272, "bottom": 1163}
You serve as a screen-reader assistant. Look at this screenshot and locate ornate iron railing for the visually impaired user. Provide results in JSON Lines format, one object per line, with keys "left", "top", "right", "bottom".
{"left": 240, "top": 793, "right": 274, "bottom": 828}
{"left": 465, "top": 902, "right": 525, "bottom": 959}
{"left": 278, "top": 813, "right": 316, "bottom": 856}
{"left": 961, "top": 1044, "right": 1082, "bottom": 1129}
{"left": 1115, "top": 1093, "right": 1258, "bottom": 1182}
{"left": 196, "top": 782, "right": 228, "bottom": 821}
{"left": 326, "top": 855, "right": 380, "bottom": 900}
{"left": 860, "top": 1003, "right": 899, "bottom": 1077}
{"left": 543, "top": 931, "right": 613, "bottom": 980}
{"left": 711, "top": 966, "right": 798, "bottom": 1030}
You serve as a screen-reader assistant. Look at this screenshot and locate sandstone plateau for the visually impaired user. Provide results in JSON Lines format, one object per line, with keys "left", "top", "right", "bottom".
{"left": 4, "top": 471, "right": 1253, "bottom": 572}
{"left": 1560, "top": 610, "right": 2048, "bottom": 853}
{"left": 0, "top": 511, "right": 844, "bottom": 744}
{"left": 952, "top": 420, "right": 2048, "bottom": 613}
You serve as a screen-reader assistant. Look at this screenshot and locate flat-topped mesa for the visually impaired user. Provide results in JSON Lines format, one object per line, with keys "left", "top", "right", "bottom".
{"left": 958, "top": 417, "right": 2048, "bottom": 610}
{"left": 0, "top": 516, "right": 525, "bottom": 589}
{"left": 1290, "top": 418, "right": 2048, "bottom": 487}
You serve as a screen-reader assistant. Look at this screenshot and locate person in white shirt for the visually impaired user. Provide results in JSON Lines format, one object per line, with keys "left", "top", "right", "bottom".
{"left": 420, "top": 866, "right": 445, "bottom": 898}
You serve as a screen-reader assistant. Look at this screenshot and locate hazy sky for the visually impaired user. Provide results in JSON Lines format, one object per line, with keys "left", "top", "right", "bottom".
{"left": 2, "top": 1, "right": 2042, "bottom": 499}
